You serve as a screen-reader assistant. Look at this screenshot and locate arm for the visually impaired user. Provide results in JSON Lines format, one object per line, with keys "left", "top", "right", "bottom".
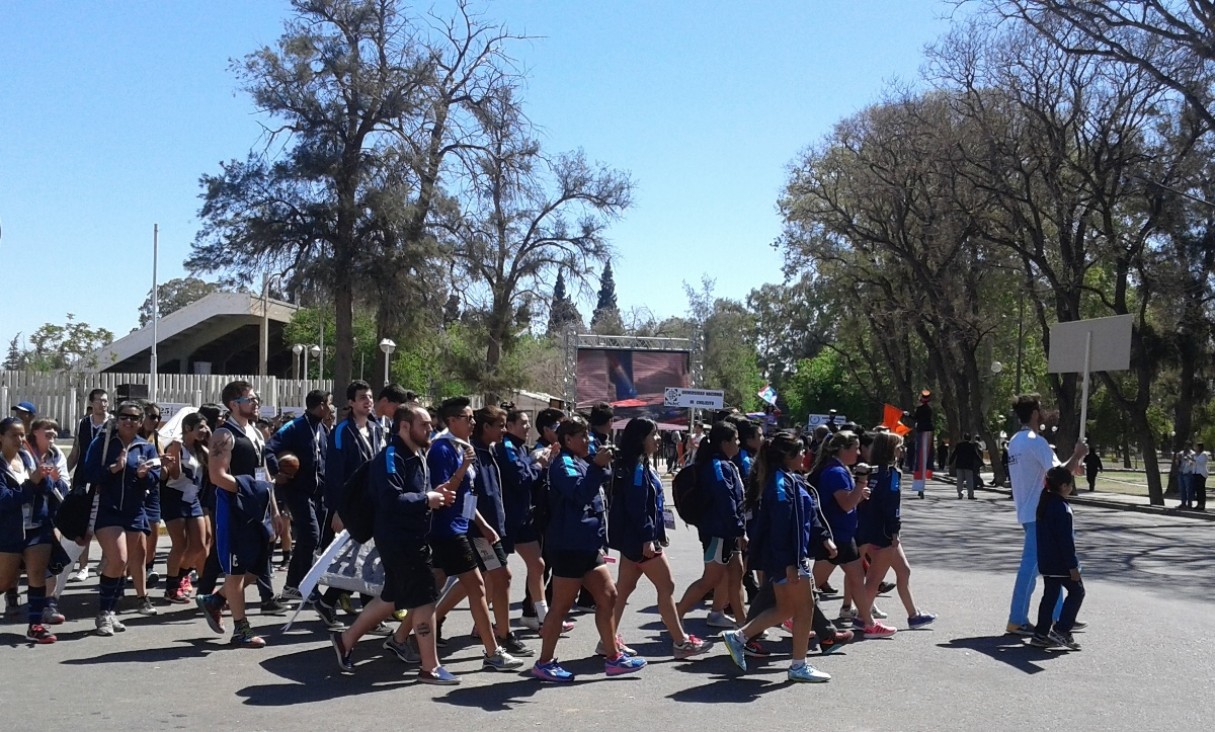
{"left": 208, "top": 430, "right": 238, "bottom": 493}
{"left": 472, "top": 510, "right": 499, "bottom": 544}
{"left": 766, "top": 477, "right": 796, "bottom": 574}
{"left": 66, "top": 425, "right": 83, "bottom": 472}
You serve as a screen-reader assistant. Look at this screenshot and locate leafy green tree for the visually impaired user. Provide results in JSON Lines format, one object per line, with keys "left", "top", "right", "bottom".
{"left": 782, "top": 351, "right": 875, "bottom": 428}
{"left": 138, "top": 277, "right": 222, "bottom": 327}
{"left": 18, "top": 315, "right": 114, "bottom": 371}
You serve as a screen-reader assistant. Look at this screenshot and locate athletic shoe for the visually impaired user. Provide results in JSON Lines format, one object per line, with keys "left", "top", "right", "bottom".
{"left": 260, "top": 597, "right": 289, "bottom": 615}
{"left": 1005, "top": 622, "right": 1036, "bottom": 637}
{"left": 165, "top": 587, "right": 191, "bottom": 605}
{"left": 483, "top": 648, "right": 524, "bottom": 671}
{"left": 418, "top": 666, "right": 460, "bottom": 685}
{"left": 231, "top": 627, "right": 267, "bottom": 648}
{"left": 315, "top": 599, "right": 343, "bottom": 629}
{"left": 111, "top": 613, "right": 126, "bottom": 632}
{"left": 41, "top": 607, "right": 66, "bottom": 625}
{"left": 26, "top": 624, "right": 57, "bottom": 644}
{"left": 781, "top": 618, "right": 795, "bottom": 634}
{"left": 499, "top": 631, "right": 534, "bottom": 657}
{"left": 280, "top": 586, "right": 303, "bottom": 601}
{"left": 674, "top": 634, "right": 710, "bottom": 659}
{"left": 837, "top": 606, "right": 855, "bottom": 622}
{"left": 706, "top": 610, "right": 738, "bottom": 628}
{"left": 908, "top": 612, "right": 937, "bottom": 629}
{"left": 136, "top": 596, "right": 158, "bottom": 616}
{"left": 878, "top": 580, "right": 896, "bottom": 595}
{"left": 862, "top": 623, "right": 898, "bottom": 638}
{"left": 1071, "top": 620, "right": 1088, "bottom": 631}
{"left": 532, "top": 659, "right": 574, "bottom": 682}
{"left": 604, "top": 653, "right": 647, "bottom": 676}
{"left": 330, "top": 631, "right": 354, "bottom": 672}
{"left": 179, "top": 574, "right": 194, "bottom": 597}
{"left": 69, "top": 566, "right": 90, "bottom": 583}
{"left": 595, "top": 634, "right": 636, "bottom": 657}
{"left": 743, "top": 639, "right": 771, "bottom": 658}
{"left": 721, "top": 629, "right": 748, "bottom": 671}
{"left": 851, "top": 618, "right": 866, "bottom": 631}
{"left": 367, "top": 621, "right": 393, "bottom": 636}
{"left": 817, "top": 581, "right": 839, "bottom": 595}
{"left": 337, "top": 593, "right": 356, "bottom": 616}
{"left": 520, "top": 615, "right": 540, "bottom": 630}
{"left": 1048, "top": 629, "right": 1081, "bottom": 650}
{"left": 871, "top": 605, "right": 888, "bottom": 619}
{"left": 917, "top": 491, "right": 924, "bottom": 499}
{"left": 95, "top": 613, "right": 115, "bottom": 637}
{"left": 4, "top": 589, "right": 19, "bottom": 617}
{"left": 383, "top": 635, "right": 421, "bottom": 665}
{"left": 787, "top": 663, "right": 831, "bottom": 683}
{"left": 145, "top": 568, "right": 160, "bottom": 587}
{"left": 1028, "top": 634, "right": 1054, "bottom": 649}
{"left": 820, "top": 629, "right": 854, "bottom": 655}
{"left": 197, "top": 594, "right": 226, "bottom": 635}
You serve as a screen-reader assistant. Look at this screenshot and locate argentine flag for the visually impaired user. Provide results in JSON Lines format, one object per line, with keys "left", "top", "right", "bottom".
{"left": 757, "top": 384, "right": 778, "bottom": 406}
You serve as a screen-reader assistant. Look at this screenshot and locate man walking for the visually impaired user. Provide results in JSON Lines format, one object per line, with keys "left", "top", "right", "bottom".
{"left": 1193, "top": 443, "right": 1208, "bottom": 511}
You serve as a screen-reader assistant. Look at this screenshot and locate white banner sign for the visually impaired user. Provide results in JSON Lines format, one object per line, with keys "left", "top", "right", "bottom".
{"left": 807, "top": 413, "right": 847, "bottom": 429}
{"left": 663, "top": 387, "right": 725, "bottom": 409}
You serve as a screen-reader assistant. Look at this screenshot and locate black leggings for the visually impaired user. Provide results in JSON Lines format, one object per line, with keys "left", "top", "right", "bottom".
{"left": 1035, "top": 576, "right": 1085, "bottom": 636}
{"left": 746, "top": 576, "right": 838, "bottom": 641}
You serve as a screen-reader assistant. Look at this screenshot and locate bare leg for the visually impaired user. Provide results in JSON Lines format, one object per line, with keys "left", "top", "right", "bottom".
{"left": 581, "top": 565, "right": 620, "bottom": 656}
{"left": 890, "top": 543, "right": 918, "bottom": 616}
{"left": 537, "top": 577, "right": 581, "bottom": 663}
{"left": 340, "top": 597, "right": 395, "bottom": 648}
{"left": 455, "top": 568, "right": 498, "bottom": 654}
{"left": 487, "top": 565, "right": 512, "bottom": 639}
{"left": 126, "top": 532, "right": 147, "bottom": 597}
{"left": 412, "top": 604, "right": 440, "bottom": 672}
{"left": 166, "top": 519, "right": 187, "bottom": 577}
{"left": 638, "top": 553, "right": 688, "bottom": 645}
{"left": 221, "top": 573, "right": 249, "bottom": 621}
{"left": 611, "top": 557, "right": 644, "bottom": 631}
{"left": 676, "top": 562, "right": 727, "bottom": 618}
{"left": 516, "top": 542, "right": 546, "bottom": 617}
{"left": 186, "top": 516, "right": 208, "bottom": 572}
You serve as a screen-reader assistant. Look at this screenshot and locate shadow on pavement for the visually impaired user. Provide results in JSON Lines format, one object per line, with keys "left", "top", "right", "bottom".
{"left": 936, "top": 635, "right": 1063, "bottom": 674}
{"left": 668, "top": 674, "right": 779, "bottom": 703}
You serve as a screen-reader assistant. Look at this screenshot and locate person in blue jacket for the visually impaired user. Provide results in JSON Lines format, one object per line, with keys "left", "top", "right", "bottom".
{"left": 1031, "top": 466, "right": 1085, "bottom": 651}
{"left": 532, "top": 417, "right": 647, "bottom": 683}
{"left": 264, "top": 389, "right": 332, "bottom": 598}
{"left": 608, "top": 417, "right": 709, "bottom": 660}
{"left": 496, "top": 407, "right": 553, "bottom": 630}
{"left": 84, "top": 401, "right": 161, "bottom": 637}
{"left": 721, "top": 431, "right": 833, "bottom": 683}
{"left": 857, "top": 431, "right": 935, "bottom": 631}
{"left": 1, "top": 416, "right": 67, "bottom": 643}
{"left": 675, "top": 421, "right": 747, "bottom": 630}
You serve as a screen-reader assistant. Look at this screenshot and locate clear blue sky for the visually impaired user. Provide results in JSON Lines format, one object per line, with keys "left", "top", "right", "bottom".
{"left": 0, "top": 0, "right": 962, "bottom": 349}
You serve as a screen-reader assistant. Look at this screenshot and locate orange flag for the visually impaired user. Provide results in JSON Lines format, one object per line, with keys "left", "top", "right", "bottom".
{"left": 882, "top": 404, "right": 913, "bottom": 436}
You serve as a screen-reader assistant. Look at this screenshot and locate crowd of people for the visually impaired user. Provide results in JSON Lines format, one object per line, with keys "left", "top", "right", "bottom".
{"left": 3, "top": 383, "right": 1100, "bottom": 687}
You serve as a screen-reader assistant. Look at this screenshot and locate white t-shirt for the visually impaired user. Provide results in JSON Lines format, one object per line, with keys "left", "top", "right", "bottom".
{"left": 1007, "top": 427, "right": 1060, "bottom": 525}
{"left": 1195, "top": 452, "right": 1209, "bottom": 478}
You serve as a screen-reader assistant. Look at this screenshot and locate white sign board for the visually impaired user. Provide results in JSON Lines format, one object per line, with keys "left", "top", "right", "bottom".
{"left": 807, "top": 414, "right": 847, "bottom": 429}
{"left": 159, "top": 403, "right": 193, "bottom": 422}
{"left": 1047, "top": 315, "right": 1132, "bottom": 374}
{"left": 664, "top": 387, "right": 725, "bottom": 409}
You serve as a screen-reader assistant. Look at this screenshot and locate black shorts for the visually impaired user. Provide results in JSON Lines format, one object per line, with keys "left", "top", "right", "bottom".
{"left": 229, "top": 535, "right": 269, "bottom": 577}
{"left": 549, "top": 550, "right": 605, "bottom": 579}
{"left": 817, "top": 537, "right": 861, "bottom": 566}
{"left": 619, "top": 545, "right": 664, "bottom": 565}
{"left": 857, "top": 532, "right": 894, "bottom": 550}
{"left": 429, "top": 533, "right": 478, "bottom": 577}
{"left": 381, "top": 544, "right": 438, "bottom": 611}
{"left": 472, "top": 537, "right": 510, "bottom": 572}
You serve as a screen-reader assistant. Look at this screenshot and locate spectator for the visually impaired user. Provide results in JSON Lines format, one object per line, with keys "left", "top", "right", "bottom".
{"left": 1082, "top": 445, "right": 1103, "bottom": 492}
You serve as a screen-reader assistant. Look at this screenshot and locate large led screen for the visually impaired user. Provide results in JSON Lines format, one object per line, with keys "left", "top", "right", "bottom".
{"left": 575, "top": 348, "right": 691, "bottom": 427}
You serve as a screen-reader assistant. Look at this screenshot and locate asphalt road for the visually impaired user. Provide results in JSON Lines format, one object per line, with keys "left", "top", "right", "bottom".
{"left": 3, "top": 481, "right": 1213, "bottom": 732}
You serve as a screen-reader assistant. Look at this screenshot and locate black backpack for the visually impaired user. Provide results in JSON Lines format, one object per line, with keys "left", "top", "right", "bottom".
{"left": 339, "top": 459, "right": 376, "bottom": 543}
{"left": 672, "top": 464, "right": 708, "bottom": 527}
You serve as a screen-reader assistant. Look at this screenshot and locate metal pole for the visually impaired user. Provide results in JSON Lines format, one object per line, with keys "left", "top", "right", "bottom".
{"left": 259, "top": 273, "right": 269, "bottom": 376}
{"left": 150, "top": 224, "right": 159, "bottom": 402}
{"left": 318, "top": 322, "right": 325, "bottom": 379}
{"left": 1078, "top": 331, "right": 1092, "bottom": 445}
{"left": 383, "top": 350, "right": 390, "bottom": 387}
{"left": 303, "top": 349, "right": 309, "bottom": 383}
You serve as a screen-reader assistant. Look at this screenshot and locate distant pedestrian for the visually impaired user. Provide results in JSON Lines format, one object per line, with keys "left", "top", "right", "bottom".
{"left": 1177, "top": 444, "right": 1195, "bottom": 509}
{"left": 1029, "top": 467, "right": 1084, "bottom": 651}
{"left": 1193, "top": 443, "right": 1208, "bottom": 511}
{"left": 1082, "top": 446, "right": 1102, "bottom": 493}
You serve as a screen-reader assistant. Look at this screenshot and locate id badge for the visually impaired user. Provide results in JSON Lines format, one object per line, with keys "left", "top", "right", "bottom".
{"left": 461, "top": 491, "right": 477, "bottom": 521}
{"left": 663, "top": 507, "right": 677, "bottom": 530}
{"left": 255, "top": 467, "right": 269, "bottom": 484}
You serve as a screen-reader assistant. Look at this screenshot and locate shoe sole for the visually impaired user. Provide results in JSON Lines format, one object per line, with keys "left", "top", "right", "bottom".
{"left": 483, "top": 663, "right": 525, "bottom": 672}
{"left": 605, "top": 664, "right": 646, "bottom": 676}
{"left": 531, "top": 670, "right": 574, "bottom": 683}
{"left": 418, "top": 676, "right": 461, "bottom": 685}
{"left": 198, "top": 601, "right": 225, "bottom": 635}
{"left": 722, "top": 632, "right": 747, "bottom": 671}
{"left": 788, "top": 673, "right": 831, "bottom": 683}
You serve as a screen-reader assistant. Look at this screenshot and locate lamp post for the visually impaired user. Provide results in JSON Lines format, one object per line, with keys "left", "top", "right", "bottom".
{"left": 292, "top": 344, "right": 304, "bottom": 380}
{"left": 260, "top": 271, "right": 285, "bottom": 376}
{"left": 309, "top": 345, "right": 321, "bottom": 381}
{"left": 379, "top": 338, "right": 396, "bottom": 387}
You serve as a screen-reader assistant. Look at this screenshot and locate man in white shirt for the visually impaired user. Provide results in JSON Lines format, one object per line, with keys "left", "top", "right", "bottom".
{"left": 1005, "top": 394, "right": 1086, "bottom": 636}
{"left": 1193, "top": 443, "right": 1208, "bottom": 511}
{"left": 1177, "top": 445, "right": 1195, "bottom": 509}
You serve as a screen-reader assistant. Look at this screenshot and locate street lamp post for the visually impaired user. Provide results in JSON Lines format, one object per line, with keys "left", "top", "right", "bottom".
{"left": 379, "top": 338, "right": 396, "bottom": 387}
{"left": 309, "top": 344, "right": 321, "bottom": 381}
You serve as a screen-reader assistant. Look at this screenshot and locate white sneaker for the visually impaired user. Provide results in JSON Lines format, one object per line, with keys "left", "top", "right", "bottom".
{"left": 837, "top": 606, "right": 855, "bottom": 622}
{"left": 872, "top": 605, "right": 888, "bottom": 620}
{"left": 95, "top": 613, "right": 115, "bottom": 636}
{"left": 520, "top": 615, "right": 540, "bottom": 631}
{"left": 706, "top": 611, "right": 738, "bottom": 629}
{"left": 70, "top": 567, "right": 90, "bottom": 583}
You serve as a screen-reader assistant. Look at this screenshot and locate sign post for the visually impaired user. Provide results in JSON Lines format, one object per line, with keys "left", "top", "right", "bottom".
{"left": 1047, "top": 315, "right": 1133, "bottom": 444}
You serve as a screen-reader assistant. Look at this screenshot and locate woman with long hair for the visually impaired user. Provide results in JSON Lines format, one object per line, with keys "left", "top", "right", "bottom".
{"left": 25, "top": 418, "right": 70, "bottom": 626}
{"left": 160, "top": 412, "right": 211, "bottom": 604}
{"left": 609, "top": 417, "right": 709, "bottom": 660}
{"left": 858, "top": 431, "right": 936, "bottom": 630}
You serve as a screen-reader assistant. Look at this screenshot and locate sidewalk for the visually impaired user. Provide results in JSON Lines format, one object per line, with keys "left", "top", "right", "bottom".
{"left": 938, "top": 473, "right": 1215, "bottom": 522}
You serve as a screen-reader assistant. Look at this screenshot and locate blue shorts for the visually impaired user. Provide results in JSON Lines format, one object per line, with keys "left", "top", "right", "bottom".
{"left": 700, "top": 536, "right": 739, "bottom": 565}
{"left": 0, "top": 527, "right": 55, "bottom": 555}
{"left": 95, "top": 504, "right": 150, "bottom": 535}
{"left": 160, "top": 486, "right": 204, "bottom": 522}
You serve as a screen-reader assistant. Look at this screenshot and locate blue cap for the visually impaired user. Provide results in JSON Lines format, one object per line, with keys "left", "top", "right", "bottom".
{"left": 12, "top": 401, "right": 36, "bottom": 415}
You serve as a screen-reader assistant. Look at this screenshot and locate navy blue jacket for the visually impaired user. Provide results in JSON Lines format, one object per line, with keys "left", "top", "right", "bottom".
{"left": 546, "top": 450, "right": 608, "bottom": 553}
{"left": 857, "top": 467, "right": 902, "bottom": 544}
{"left": 695, "top": 454, "right": 746, "bottom": 541}
{"left": 495, "top": 433, "right": 541, "bottom": 541}
{"left": 754, "top": 469, "right": 822, "bottom": 577}
{"left": 1036, "top": 492, "right": 1078, "bottom": 576}
{"left": 372, "top": 437, "right": 432, "bottom": 549}
{"left": 1, "top": 450, "right": 64, "bottom": 541}
{"left": 85, "top": 433, "right": 160, "bottom": 518}
{"left": 470, "top": 439, "right": 506, "bottom": 539}
{"left": 324, "top": 418, "right": 382, "bottom": 511}
{"left": 265, "top": 413, "right": 327, "bottom": 498}
{"left": 427, "top": 434, "right": 475, "bottom": 540}
{"left": 732, "top": 448, "right": 755, "bottom": 482}
{"left": 608, "top": 461, "right": 666, "bottom": 555}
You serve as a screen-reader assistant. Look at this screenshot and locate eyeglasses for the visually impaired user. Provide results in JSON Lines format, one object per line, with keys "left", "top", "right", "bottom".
{"left": 117, "top": 414, "right": 142, "bottom": 422}
{"left": 234, "top": 395, "right": 260, "bottom": 404}
{"left": 145, "top": 414, "right": 161, "bottom": 421}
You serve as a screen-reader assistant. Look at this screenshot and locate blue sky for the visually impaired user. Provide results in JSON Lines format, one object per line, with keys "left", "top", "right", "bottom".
{"left": 0, "top": 0, "right": 962, "bottom": 349}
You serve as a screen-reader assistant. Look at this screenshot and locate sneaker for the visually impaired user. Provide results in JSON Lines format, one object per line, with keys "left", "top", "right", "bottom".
{"left": 4, "top": 589, "right": 19, "bottom": 617}
{"left": 41, "top": 606, "right": 66, "bottom": 625}
{"left": 315, "top": 599, "right": 343, "bottom": 629}
{"left": 280, "top": 586, "right": 303, "bottom": 601}
{"left": 561, "top": 619, "right": 576, "bottom": 633}
{"left": 231, "top": 626, "right": 267, "bottom": 648}
{"left": 26, "top": 624, "right": 57, "bottom": 644}
{"left": 1048, "top": 629, "right": 1081, "bottom": 650}
{"left": 337, "top": 593, "right": 357, "bottom": 616}
{"left": 604, "top": 653, "right": 647, "bottom": 676}
{"left": 871, "top": 605, "right": 888, "bottom": 619}
{"left": 862, "top": 623, "right": 898, "bottom": 638}
{"left": 743, "top": 639, "right": 771, "bottom": 658}
{"left": 95, "top": 613, "right": 115, "bottom": 636}
{"left": 69, "top": 566, "right": 90, "bottom": 583}
{"left": 499, "top": 631, "right": 535, "bottom": 657}
{"left": 851, "top": 618, "right": 866, "bottom": 631}
{"left": 368, "top": 621, "right": 393, "bottom": 637}
{"left": 330, "top": 631, "right": 354, "bottom": 672}
{"left": 532, "top": 659, "right": 575, "bottom": 682}
{"left": 721, "top": 629, "right": 748, "bottom": 671}
{"left": 179, "top": 574, "right": 194, "bottom": 597}
{"left": 1071, "top": 620, "right": 1088, "bottom": 631}
{"left": 1005, "top": 622, "right": 1036, "bottom": 637}
{"left": 196, "top": 594, "right": 226, "bottom": 635}
{"left": 520, "top": 615, "right": 540, "bottom": 631}
{"left": 136, "top": 596, "right": 158, "bottom": 616}
{"left": 787, "top": 663, "right": 831, "bottom": 683}
{"left": 483, "top": 648, "right": 524, "bottom": 671}
{"left": 877, "top": 580, "right": 896, "bottom": 595}
{"left": 383, "top": 635, "right": 421, "bottom": 665}
{"left": 706, "top": 610, "right": 738, "bottom": 628}
{"left": 820, "top": 629, "right": 854, "bottom": 655}
{"left": 111, "top": 613, "right": 126, "bottom": 632}
{"left": 674, "top": 634, "right": 710, "bottom": 659}
{"left": 595, "top": 634, "right": 636, "bottom": 657}
{"left": 418, "top": 666, "right": 460, "bottom": 685}
{"left": 781, "top": 618, "right": 795, "bottom": 634}
{"left": 837, "top": 606, "right": 855, "bottom": 622}
{"left": 145, "top": 568, "right": 160, "bottom": 587}
{"left": 908, "top": 612, "right": 937, "bottom": 629}
{"left": 260, "top": 597, "right": 289, "bottom": 615}
{"left": 817, "top": 581, "right": 839, "bottom": 595}
{"left": 165, "top": 587, "right": 190, "bottom": 605}
{"left": 1028, "top": 634, "right": 1054, "bottom": 649}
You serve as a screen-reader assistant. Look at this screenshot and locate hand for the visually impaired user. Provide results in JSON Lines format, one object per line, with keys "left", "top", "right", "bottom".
{"left": 1069, "top": 568, "right": 1081, "bottom": 582}
{"left": 737, "top": 535, "right": 749, "bottom": 552}
{"left": 161, "top": 451, "right": 179, "bottom": 476}
{"left": 77, "top": 530, "right": 94, "bottom": 548}
{"left": 785, "top": 566, "right": 801, "bottom": 585}
{"left": 536, "top": 449, "right": 553, "bottom": 469}
{"left": 1072, "top": 441, "right": 1089, "bottom": 460}
{"left": 462, "top": 444, "right": 476, "bottom": 462}
{"left": 45, "top": 465, "right": 61, "bottom": 483}
{"left": 642, "top": 543, "right": 657, "bottom": 559}
{"left": 482, "top": 526, "right": 500, "bottom": 546}
{"left": 592, "top": 448, "right": 614, "bottom": 467}
{"left": 824, "top": 539, "right": 838, "bottom": 559}
{"left": 331, "top": 514, "right": 344, "bottom": 533}
{"left": 859, "top": 484, "right": 872, "bottom": 501}
{"left": 110, "top": 449, "right": 128, "bottom": 474}
{"left": 426, "top": 491, "right": 446, "bottom": 509}
{"left": 136, "top": 459, "right": 151, "bottom": 480}
{"left": 30, "top": 463, "right": 47, "bottom": 484}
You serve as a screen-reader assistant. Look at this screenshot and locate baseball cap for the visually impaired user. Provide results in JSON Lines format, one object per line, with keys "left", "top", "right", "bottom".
{"left": 11, "top": 401, "right": 36, "bottom": 415}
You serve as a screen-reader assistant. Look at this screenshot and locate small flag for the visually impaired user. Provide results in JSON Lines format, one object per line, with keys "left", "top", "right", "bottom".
{"left": 757, "top": 384, "right": 778, "bottom": 406}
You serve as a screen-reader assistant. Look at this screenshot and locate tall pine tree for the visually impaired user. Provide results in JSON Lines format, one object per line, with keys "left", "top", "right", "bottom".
{"left": 546, "top": 270, "right": 583, "bottom": 338}
{"left": 590, "top": 261, "right": 623, "bottom": 334}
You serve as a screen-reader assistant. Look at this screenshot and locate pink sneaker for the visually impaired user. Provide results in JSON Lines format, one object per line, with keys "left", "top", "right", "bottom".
{"left": 863, "top": 622, "right": 898, "bottom": 639}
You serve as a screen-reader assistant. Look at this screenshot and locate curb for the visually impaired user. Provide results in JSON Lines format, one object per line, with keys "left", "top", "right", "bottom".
{"left": 939, "top": 477, "right": 1215, "bottom": 522}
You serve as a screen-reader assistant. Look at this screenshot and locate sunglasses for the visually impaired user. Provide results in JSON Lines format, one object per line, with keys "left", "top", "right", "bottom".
{"left": 117, "top": 414, "right": 142, "bottom": 422}
{"left": 145, "top": 414, "right": 161, "bottom": 421}
{"left": 234, "top": 395, "right": 260, "bottom": 404}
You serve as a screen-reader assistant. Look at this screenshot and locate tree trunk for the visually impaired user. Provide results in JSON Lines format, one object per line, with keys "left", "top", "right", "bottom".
{"left": 333, "top": 282, "right": 354, "bottom": 406}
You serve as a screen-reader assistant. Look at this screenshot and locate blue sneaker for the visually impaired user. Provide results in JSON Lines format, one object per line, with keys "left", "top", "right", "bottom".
{"left": 721, "top": 629, "right": 747, "bottom": 672}
{"left": 418, "top": 666, "right": 460, "bottom": 685}
{"left": 532, "top": 659, "right": 575, "bottom": 682}
{"left": 604, "top": 653, "right": 647, "bottom": 676}
{"left": 788, "top": 663, "right": 831, "bottom": 683}
{"left": 908, "top": 612, "right": 937, "bottom": 630}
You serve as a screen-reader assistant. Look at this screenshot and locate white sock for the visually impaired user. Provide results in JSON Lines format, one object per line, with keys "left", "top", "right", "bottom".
{"left": 536, "top": 601, "right": 549, "bottom": 622}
